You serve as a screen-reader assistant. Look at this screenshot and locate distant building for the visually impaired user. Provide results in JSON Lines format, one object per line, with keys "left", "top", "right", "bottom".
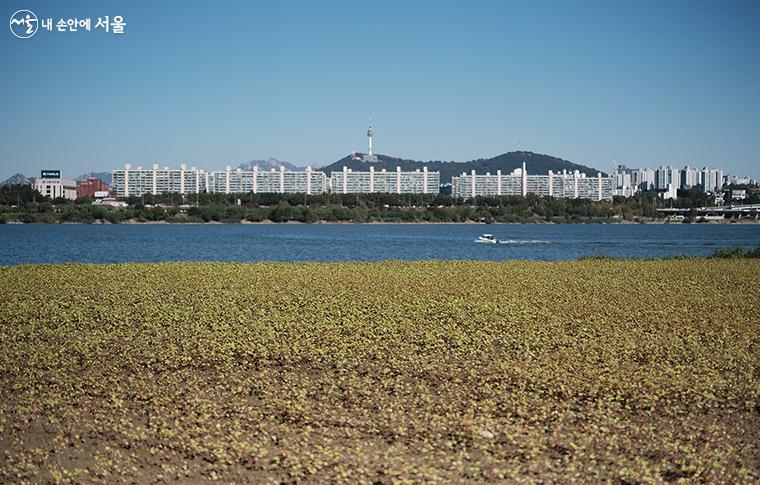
{"left": 330, "top": 166, "right": 440, "bottom": 194}
{"left": 93, "top": 198, "right": 127, "bottom": 208}
{"left": 635, "top": 168, "right": 655, "bottom": 191}
{"left": 614, "top": 165, "right": 632, "bottom": 195}
{"left": 206, "top": 166, "right": 327, "bottom": 195}
{"left": 112, "top": 164, "right": 205, "bottom": 197}
{"left": 112, "top": 163, "right": 329, "bottom": 196}
{"left": 76, "top": 177, "right": 110, "bottom": 199}
{"left": 613, "top": 187, "right": 638, "bottom": 198}
{"left": 700, "top": 167, "right": 724, "bottom": 192}
{"left": 728, "top": 175, "right": 756, "bottom": 186}
{"left": 660, "top": 183, "right": 678, "bottom": 200}
{"left": 655, "top": 165, "right": 679, "bottom": 191}
{"left": 612, "top": 164, "right": 735, "bottom": 196}
{"left": 451, "top": 163, "right": 613, "bottom": 201}
{"left": 612, "top": 164, "right": 639, "bottom": 196}
{"left": 680, "top": 166, "right": 700, "bottom": 189}
{"left": 33, "top": 170, "right": 77, "bottom": 200}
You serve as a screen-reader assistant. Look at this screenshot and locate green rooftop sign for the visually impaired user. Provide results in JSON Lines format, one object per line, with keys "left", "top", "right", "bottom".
{"left": 40, "top": 170, "right": 61, "bottom": 179}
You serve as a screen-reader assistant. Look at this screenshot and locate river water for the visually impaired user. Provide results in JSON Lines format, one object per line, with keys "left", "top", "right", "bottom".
{"left": 0, "top": 223, "right": 758, "bottom": 265}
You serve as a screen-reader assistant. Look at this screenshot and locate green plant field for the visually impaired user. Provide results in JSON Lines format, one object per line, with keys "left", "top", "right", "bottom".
{"left": 1, "top": 260, "right": 758, "bottom": 483}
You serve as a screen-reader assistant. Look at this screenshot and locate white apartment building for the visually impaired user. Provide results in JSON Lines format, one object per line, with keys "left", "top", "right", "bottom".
{"left": 680, "top": 166, "right": 700, "bottom": 189}
{"left": 112, "top": 164, "right": 205, "bottom": 197}
{"left": 206, "top": 166, "right": 327, "bottom": 195}
{"left": 112, "top": 164, "right": 328, "bottom": 196}
{"left": 330, "top": 166, "right": 440, "bottom": 194}
{"left": 615, "top": 165, "right": 730, "bottom": 195}
{"left": 633, "top": 168, "right": 655, "bottom": 191}
{"left": 605, "top": 163, "right": 735, "bottom": 197}
{"left": 700, "top": 167, "right": 724, "bottom": 192}
{"left": 615, "top": 171, "right": 632, "bottom": 192}
{"left": 451, "top": 163, "right": 613, "bottom": 201}
{"left": 655, "top": 165, "right": 679, "bottom": 191}
{"left": 729, "top": 175, "right": 756, "bottom": 185}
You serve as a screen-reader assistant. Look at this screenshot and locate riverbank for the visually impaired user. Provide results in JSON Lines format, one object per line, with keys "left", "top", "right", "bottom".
{"left": 1, "top": 260, "right": 758, "bottom": 482}
{"left": 3, "top": 183, "right": 758, "bottom": 225}
{"left": 3, "top": 217, "right": 759, "bottom": 224}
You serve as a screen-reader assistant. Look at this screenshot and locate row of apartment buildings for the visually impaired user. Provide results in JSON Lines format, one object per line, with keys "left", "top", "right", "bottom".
{"left": 111, "top": 164, "right": 441, "bottom": 197}
{"left": 111, "top": 163, "right": 615, "bottom": 201}
{"left": 451, "top": 163, "right": 614, "bottom": 201}
{"left": 612, "top": 165, "right": 729, "bottom": 198}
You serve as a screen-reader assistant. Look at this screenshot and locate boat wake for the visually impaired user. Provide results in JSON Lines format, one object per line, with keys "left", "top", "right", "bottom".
{"left": 497, "top": 239, "right": 552, "bottom": 244}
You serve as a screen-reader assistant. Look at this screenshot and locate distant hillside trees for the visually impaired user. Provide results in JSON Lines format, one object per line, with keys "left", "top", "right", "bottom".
{"left": 320, "top": 151, "right": 604, "bottom": 184}
{"left": 0, "top": 184, "right": 45, "bottom": 205}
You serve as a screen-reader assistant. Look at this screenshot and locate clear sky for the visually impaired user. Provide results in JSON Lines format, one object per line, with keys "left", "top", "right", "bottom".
{"left": 2, "top": 0, "right": 759, "bottom": 181}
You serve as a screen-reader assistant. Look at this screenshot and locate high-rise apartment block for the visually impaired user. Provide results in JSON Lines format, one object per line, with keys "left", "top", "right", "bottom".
{"left": 451, "top": 163, "right": 613, "bottom": 201}
{"left": 330, "top": 166, "right": 440, "bottom": 194}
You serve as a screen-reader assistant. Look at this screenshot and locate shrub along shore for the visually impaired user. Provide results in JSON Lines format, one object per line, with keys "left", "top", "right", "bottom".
{"left": 3, "top": 184, "right": 758, "bottom": 224}
{"left": 1, "top": 259, "right": 759, "bottom": 482}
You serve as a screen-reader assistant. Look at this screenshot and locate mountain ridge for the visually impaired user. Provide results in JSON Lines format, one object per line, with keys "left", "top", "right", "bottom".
{"left": 319, "top": 151, "right": 605, "bottom": 184}
{"left": 76, "top": 172, "right": 113, "bottom": 186}
{"left": 238, "top": 159, "right": 305, "bottom": 172}
{"left": 0, "top": 173, "right": 31, "bottom": 187}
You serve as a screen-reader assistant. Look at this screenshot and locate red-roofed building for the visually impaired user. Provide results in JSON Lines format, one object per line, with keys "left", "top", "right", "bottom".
{"left": 76, "top": 178, "right": 110, "bottom": 199}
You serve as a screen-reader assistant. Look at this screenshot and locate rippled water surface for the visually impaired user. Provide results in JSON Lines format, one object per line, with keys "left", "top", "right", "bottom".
{"left": 1, "top": 223, "right": 758, "bottom": 265}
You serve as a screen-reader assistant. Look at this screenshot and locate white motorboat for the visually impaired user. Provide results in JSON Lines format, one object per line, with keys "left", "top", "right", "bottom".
{"left": 475, "top": 234, "right": 497, "bottom": 244}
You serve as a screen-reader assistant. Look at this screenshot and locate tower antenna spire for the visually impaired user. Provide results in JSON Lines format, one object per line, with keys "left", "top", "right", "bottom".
{"left": 367, "top": 117, "right": 373, "bottom": 156}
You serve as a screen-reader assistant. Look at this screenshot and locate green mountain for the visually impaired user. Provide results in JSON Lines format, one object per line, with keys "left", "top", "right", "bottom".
{"left": 319, "top": 151, "right": 605, "bottom": 184}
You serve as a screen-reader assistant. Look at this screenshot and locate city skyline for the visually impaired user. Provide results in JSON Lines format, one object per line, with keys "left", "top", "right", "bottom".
{"left": 2, "top": 1, "right": 760, "bottom": 182}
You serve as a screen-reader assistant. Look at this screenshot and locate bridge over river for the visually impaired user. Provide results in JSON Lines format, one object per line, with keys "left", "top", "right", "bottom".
{"left": 657, "top": 204, "right": 760, "bottom": 219}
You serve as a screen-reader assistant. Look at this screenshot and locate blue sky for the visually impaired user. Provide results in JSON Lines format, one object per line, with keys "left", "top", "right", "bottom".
{"left": 2, "top": 0, "right": 759, "bottom": 180}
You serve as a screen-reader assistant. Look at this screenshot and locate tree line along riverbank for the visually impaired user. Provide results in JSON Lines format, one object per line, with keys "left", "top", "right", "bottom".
{"left": 1, "top": 184, "right": 757, "bottom": 224}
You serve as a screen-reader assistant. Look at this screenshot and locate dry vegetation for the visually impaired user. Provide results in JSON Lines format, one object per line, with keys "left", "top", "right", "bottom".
{"left": 1, "top": 260, "right": 758, "bottom": 483}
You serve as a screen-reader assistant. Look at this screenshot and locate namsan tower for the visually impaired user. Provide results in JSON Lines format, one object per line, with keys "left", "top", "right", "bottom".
{"left": 362, "top": 118, "right": 377, "bottom": 162}
{"left": 367, "top": 118, "right": 373, "bottom": 156}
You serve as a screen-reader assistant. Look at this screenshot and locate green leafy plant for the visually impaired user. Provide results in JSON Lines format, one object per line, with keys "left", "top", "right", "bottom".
{"left": 1, "top": 259, "right": 758, "bottom": 482}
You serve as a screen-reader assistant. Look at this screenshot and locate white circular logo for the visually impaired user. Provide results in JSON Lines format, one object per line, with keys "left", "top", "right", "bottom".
{"left": 10, "top": 10, "right": 38, "bottom": 39}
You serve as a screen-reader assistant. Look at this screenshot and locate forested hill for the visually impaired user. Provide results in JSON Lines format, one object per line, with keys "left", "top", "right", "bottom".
{"left": 319, "top": 151, "right": 605, "bottom": 184}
